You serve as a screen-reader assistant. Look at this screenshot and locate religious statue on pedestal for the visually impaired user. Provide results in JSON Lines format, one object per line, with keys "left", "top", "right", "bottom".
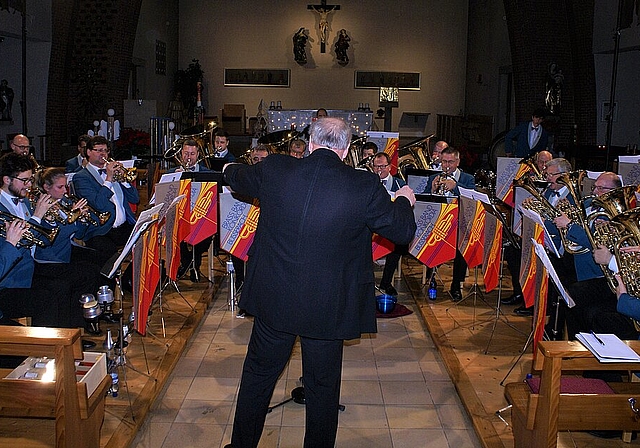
{"left": 335, "top": 29, "right": 350, "bottom": 66}
{"left": 293, "top": 28, "right": 308, "bottom": 65}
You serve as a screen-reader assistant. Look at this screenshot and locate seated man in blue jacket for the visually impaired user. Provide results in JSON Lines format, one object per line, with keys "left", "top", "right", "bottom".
{"left": 423, "top": 146, "right": 475, "bottom": 301}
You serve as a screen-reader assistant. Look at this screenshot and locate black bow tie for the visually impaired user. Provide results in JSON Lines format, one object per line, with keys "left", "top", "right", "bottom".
{"left": 532, "top": 127, "right": 539, "bottom": 131}
{"left": 11, "top": 197, "right": 21, "bottom": 205}
{"left": 98, "top": 169, "right": 106, "bottom": 175}
{"left": 551, "top": 191, "right": 560, "bottom": 197}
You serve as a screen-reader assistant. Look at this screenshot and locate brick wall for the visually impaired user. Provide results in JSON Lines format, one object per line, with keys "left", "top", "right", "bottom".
{"left": 46, "top": 0, "right": 142, "bottom": 162}
{"left": 503, "top": 0, "right": 597, "bottom": 149}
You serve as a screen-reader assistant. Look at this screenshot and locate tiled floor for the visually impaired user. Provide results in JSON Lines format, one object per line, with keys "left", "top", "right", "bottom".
{"left": 133, "top": 273, "right": 482, "bottom": 448}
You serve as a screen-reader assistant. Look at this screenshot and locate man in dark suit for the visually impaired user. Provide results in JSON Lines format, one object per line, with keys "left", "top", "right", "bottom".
{"left": 223, "top": 117, "right": 416, "bottom": 448}
{"left": 504, "top": 108, "right": 549, "bottom": 158}
{"left": 72, "top": 135, "right": 139, "bottom": 269}
{"left": 64, "top": 134, "right": 90, "bottom": 173}
{"left": 424, "top": 146, "right": 475, "bottom": 301}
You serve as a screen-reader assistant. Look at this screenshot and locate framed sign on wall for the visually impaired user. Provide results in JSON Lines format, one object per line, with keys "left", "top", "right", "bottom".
{"left": 224, "top": 69, "right": 290, "bottom": 87}
{"left": 354, "top": 71, "right": 420, "bottom": 90}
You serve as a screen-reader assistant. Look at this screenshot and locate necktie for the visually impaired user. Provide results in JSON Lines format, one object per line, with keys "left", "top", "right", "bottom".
{"left": 98, "top": 169, "right": 107, "bottom": 175}
{"left": 11, "top": 197, "right": 20, "bottom": 205}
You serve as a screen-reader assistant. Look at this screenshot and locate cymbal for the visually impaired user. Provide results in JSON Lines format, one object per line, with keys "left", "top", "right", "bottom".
{"left": 258, "top": 129, "right": 300, "bottom": 145}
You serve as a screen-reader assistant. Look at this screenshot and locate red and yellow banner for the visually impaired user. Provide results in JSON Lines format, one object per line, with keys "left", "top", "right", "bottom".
{"left": 184, "top": 181, "right": 218, "bottom": 245}
{"left": 409, "top": 200, "right": 458, "bottom": 268}
{"left": 166, "top": 180, "right": 191, "bottom": 280}
{"left": 372, "top": 234, "right": 395, "bottom": 260}
{"left": 219, "top": 192, "right": 260, "bottom": 262}
{"left": 482, "top": 213, "right": 502, "bottom": 292}
{"left": 458, "top": 197, "right": 485, "bottom": 268}
{"left": 132, "top": 220, "right": 161, "bottom": 336}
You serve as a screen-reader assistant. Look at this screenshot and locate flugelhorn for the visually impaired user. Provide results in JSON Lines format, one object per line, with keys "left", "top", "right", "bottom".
{"left": 101, "top": 157, "right": 137, "bottom": 183}
{"left": 0, "top": 211, "right": 59, "bottom": 248}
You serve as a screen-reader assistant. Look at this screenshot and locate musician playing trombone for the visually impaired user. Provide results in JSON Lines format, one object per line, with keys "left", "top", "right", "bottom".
{"left": 0, "top": 152, "right": 66, "bottom": 327}
{"left": 423, "top": 146, "right": 475, "bottom": 302}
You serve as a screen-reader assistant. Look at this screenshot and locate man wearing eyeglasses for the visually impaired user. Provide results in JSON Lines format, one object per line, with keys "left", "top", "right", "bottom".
{"left": 373, "top": 151, "right": 407, "bottom": 296}
{"left": 72, "top": 135, "right": 140, "bottom": 270}
{"left": 9, "top": 134, "right": 31, "bottom": 157}
{"left": 558, "top": 171, "right": 637, "bottom": 340}
{"left": 0, "top": 152, "right": 67, "bottom": 328}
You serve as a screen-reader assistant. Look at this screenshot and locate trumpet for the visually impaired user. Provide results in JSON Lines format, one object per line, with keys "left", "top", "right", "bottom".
{"left": 101, "top": 157, "right": 137, "bottom": 183}
{"left": 0, "top": 211, "right": 59, "bottom": 248}
{"left": 434, "top": 171, "right": 455, "bottom": 195}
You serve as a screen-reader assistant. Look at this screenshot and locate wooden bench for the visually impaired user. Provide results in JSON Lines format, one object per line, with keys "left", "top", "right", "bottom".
{"left": 0, "top": 327, "right": 110, "bottom": 448}
{"left": 505, "top": 340, "right": 640, "bottom": 448}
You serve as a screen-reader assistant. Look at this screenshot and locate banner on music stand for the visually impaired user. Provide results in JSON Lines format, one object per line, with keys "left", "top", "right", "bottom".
{"left": 482, "top": 213, "right": 502, "bottom": 292}
{"left": 519, "top": 215, "right": 548, "bottom": 309}
{"left": 367, "top": 131, "right": 399, "bottom": 175}
{"left": 219, "top": 191, "right": 260, "bottom": 261}
{"left": 458, "top": 194, "right": 485, "bottom": 268}
{"left": 409, "top": 200, "right": 458, "bottom": 267}
{"left": 132, "top": 219, "right": 161, "bottom": 336}
{"left": 496, "top": 157, "right": 528, "bottom": 207}
{"left": 372, "top": 234, "right": 394, "bottom": 260}
{"left": 155, "top": 179, "right": 191, "bottom": 280}
{"left": 184, "top": 181, "right": 218, "bottom": 245}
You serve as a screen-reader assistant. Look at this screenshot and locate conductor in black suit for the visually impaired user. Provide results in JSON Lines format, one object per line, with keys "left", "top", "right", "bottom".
{"left": 223, "top": 117, "right": 417, "bottom": 448}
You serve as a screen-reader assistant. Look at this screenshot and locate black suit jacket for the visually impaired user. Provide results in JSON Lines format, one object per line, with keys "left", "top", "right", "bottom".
{"left": 224, "top": 149, "right": 416, "bottom": 339}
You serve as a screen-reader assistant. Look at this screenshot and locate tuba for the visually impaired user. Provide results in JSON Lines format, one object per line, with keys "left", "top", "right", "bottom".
{"left": 0, "top": 211, "right": 59, "bottom": 248}
{"left": 397, "top": 135, "right": 435, "bottom": 180}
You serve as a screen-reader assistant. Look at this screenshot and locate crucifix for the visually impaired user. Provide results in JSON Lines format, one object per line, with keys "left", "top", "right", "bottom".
{"left": 307, "top": 0, "right": 340, "bottom": 53}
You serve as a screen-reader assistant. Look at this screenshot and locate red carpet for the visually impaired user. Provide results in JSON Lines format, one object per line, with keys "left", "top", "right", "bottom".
{"left": 376, "top": 303, "right": 413, "bottom": 318}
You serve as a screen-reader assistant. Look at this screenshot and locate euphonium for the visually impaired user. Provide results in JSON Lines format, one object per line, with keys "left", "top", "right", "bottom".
{"left": 237, "top": 149, "right": 253, "bottom": 165}
{"left": 514, "top": 175, "right": 588, "bottom": 254}
{"left": 612, "top": 209, "right": 640, "bottom": 298}
{"left": 517, "top": 153, "right": 543, "bottom": 180}
{"left": 591, "top": 185, "right": 640, "bottom": 217}
{"left": 101, "top": 157, "right": 137, "bottom": 183}
{"left": 0, "top": 211, "right": 59, "bottom": 248}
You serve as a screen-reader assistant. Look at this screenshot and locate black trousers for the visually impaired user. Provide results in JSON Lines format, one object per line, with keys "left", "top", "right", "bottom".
{"left": 231, "top": 318, "right": 343, "bottom": 448}
{"left": 179, "top": 237, "right": 212, "bottom": 271}
{"left": 86, "top": 223, "right": 134, "bottom": 270}
{"left": 503, "top": 244, "right": 522, "bottom": 295}
{"left": 0, "top": 273, "right": 67, "bottom": 327}
{"left": 380, "top": 244, "right": 408, "bottom": 287}
{"left": 450, "top": 250, "right": 468, "bottom": 292}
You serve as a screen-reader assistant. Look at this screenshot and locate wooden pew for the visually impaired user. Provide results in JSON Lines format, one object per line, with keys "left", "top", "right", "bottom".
{"left": 505, "top": 340, "right": 640, "bottom": 448}
{"left": 0, "top": 327, "right": 110, "bottom": 448}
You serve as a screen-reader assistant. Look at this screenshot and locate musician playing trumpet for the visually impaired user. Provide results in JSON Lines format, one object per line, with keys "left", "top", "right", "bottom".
{"left": 72, "top": 135, "right": 140, "bottom": 269}
{"left": 172, "top": 139, "right": 211, "bottom": 173}
{"left": 0, "top": 152, "right": 67, "bottom": 327}
{"left": 423, "top": 147, "right": 475, "bottom": 301}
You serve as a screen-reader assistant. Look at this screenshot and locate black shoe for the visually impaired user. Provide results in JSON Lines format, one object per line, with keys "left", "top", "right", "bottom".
{"left": 450, "top": 290, "right": 463, "bottom": 302}
{"left": 501, "top": 293, "right": 523, "bottom": 305}
{"left": 514, "top": 305, "right": 533, "bottom": 316}
{"left": 380, "top": 284, "right": 398, "bottom": 296}
{"left": 82, "top": 339, "right": 96, "bottom": 350}
{"left": 177, "top": 264, "right": 188, "bottom": 279}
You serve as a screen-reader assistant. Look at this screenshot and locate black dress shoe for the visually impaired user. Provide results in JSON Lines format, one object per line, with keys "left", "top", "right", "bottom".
{"left": 82, "top": 340, "right": 96, "bottom": 350}
{"left": 514, "top": 305, "right": 533, "bottom": 316}
{"left": 501, "top": 293, "right": 523, "bottom": 305}
{"left": 450, "top": 290, "right": 463, "bottom": 302}
{"left": 190, "top": 269, "right": 203, "bottom": 283}
{"left": 380, "top": 284, "right": 398, "bottom": 296}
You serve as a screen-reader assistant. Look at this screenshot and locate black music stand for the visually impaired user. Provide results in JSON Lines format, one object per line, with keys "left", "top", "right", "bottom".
{"left": 100, "top": 216, "right": 159, "bottom": 420}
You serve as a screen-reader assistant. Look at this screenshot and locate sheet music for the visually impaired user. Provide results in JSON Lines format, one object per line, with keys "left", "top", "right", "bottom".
{"left": 106, "top": 217, "right": 159, "bottom": 279}
{"left": 532, "top": 238, "right": 575, "bottom": 307}
{"left": 618, "top": 155, "right": 640, "bottom": 164}
{"left": 576, "top": 332, "right": 640, "bottom": 363}
{"left": 458, "top": 186, "right": 475, "bottom": 199}
{"left": 159, "top": 173, "right": 182, "bottom": 183}
{"left": 520, "top": 207, "right": 561, "bottom": 258}
{"left": 120, "top": 159, "right": 135, "bottom": 169}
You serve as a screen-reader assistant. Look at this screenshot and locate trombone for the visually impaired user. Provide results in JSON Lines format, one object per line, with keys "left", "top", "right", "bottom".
{"left": 0, "top": 211, "right": 59, "bottom": 248}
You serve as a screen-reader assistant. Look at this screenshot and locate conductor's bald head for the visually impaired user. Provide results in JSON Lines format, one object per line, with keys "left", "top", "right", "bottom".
{"left": 308, "top": 117, "right": 351, "bottom": 160}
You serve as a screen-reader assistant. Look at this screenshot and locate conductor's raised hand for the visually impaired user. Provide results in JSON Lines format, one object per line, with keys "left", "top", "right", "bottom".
{"left": 395, "top": 185, "right": 416, "bottom": 206}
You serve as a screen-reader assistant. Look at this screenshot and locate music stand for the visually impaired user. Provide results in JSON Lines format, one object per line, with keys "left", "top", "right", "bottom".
{"left": 100, "top": 215, "right": 160, "bottom": 419}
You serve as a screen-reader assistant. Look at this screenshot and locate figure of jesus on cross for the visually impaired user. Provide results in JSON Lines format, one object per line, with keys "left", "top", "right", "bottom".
{"left": 308, "top": 0, "right": 340, "bottom": 53}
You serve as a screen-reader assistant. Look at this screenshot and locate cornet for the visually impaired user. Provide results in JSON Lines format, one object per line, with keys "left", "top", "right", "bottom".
{"left": 434, "top": 171, "right": 455, "bottom": 195}
{"left": 26, "top": 188, "right": 67, "bottom": 225}
{"left": 101, "top": 157, "right": 138, "bottom": 183}
{"left": 58, "top": 194, "right": 111, "bottom": 226}
{"left": 0, "top": 211, "right": 59, "bottom": 248}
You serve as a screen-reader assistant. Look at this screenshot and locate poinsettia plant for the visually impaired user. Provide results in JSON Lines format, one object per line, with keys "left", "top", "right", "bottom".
{"left": 116, "top": 128, "right": 151, "bottom": 157}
